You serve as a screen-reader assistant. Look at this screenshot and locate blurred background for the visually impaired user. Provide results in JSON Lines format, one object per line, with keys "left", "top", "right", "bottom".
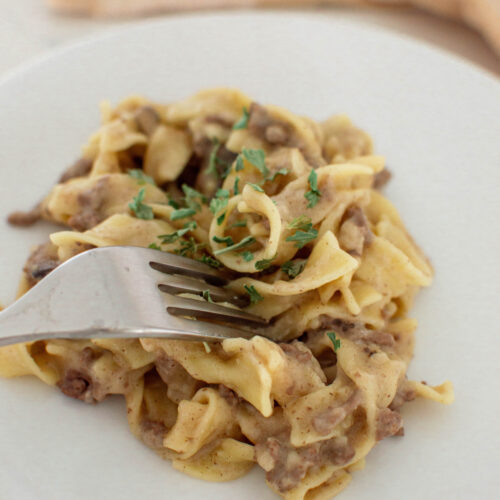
{"left": 0, "top": 0, "right": 499, "bottom": 78}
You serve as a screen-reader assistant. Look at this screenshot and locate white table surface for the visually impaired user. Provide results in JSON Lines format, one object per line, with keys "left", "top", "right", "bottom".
{"left": 0, "top": 0, "right": 499, "bottom": 80}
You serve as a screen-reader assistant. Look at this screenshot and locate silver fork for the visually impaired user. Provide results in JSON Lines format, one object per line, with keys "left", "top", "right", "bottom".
{"left": 0, "top": 246, "right": 268, "bottom": 347}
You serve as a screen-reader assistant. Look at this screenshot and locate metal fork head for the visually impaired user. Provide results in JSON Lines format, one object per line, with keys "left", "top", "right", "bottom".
{"left": 0, "top": 246, "right": 267, "bottom": 347}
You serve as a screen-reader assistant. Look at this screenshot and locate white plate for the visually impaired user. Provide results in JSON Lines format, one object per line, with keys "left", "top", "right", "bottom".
{"left": 0, "top": 12, "right": 499, "bottom": 500}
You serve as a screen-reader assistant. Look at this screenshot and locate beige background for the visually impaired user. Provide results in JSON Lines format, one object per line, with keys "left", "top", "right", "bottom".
{"left": 0, "top": 0, "right": 499, "bottom": 79}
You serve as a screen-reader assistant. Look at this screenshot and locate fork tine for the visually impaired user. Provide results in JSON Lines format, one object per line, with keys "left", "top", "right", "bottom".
{"left": 165, "top": 294, "right": 268, "bottom": 327}
{"left": 158, "top": 275, "right": 249, "bottom": 308}
{"left": 148, "top": 249, "right": 227, "bottom": 286}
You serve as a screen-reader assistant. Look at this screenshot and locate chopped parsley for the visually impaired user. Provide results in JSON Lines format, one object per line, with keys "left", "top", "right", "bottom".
{"left": 198, "top": 255, "right": 222, "bottom": 268}
{"left": 128, "top": 169, "right": 155, "bottom": 186}
{"left": 167, "top": 198, "right": 181, "bottom": 209}
{"left": 244, "top": 284, "right": 263, "bottom": 304}
{"left": 217, "top": 212, "right": 226, "bottom": 225}
{"left": 129, "top": 188, "right": 154, "bottom": 220}
{"left": 288, "top": 215, "right": 313, "bottom": 231}
{"left": 235, "top": 155, "right": 245, "bottom": 172}
{"left": 305, "top": 169, "right": 321, "bottom": 208}
{"left": 266, "top": 168, "right": 289, "bottom": 183}
{"left": 214, "top": 236, "right": 255, "bottom": 256}
{"left": 233, "top": 177, "right": 240, "bottom": 195}
{"left": 158, "top": 221, "right": 197, "bottom": 244}
{"left": 170, "top": 207, "right": 196, "bottom": 221}
{"left": 202, "top": 290, "right": 214, "bottom": 303}
{"left": 241, "top": 251, "right": 254, "bottom": 262}
{"left": 233, "top": 107, "right": 250, "bottom": 130}
{"left": 247, "top": 183, "right": 264, "bottom": 192}
{"left": 209, "top": 188, "right": 230, "bottom": 215}
{"left": 175, "top": 237, "right": 205, "bottom": 257}
{"left": 148, "top": 243, "right": 161, "bottom": 250}
{"left": 212, "top": 235, "right": 234, "bottom": 246}
{"left": 327, "top": 331, "right": 341, "bottom": 351}
{"left": 241, "top": 148, "right": 269, "bottom": 177}
{"left": 206, "top": 138, "right": 221, "bottom": 177}
{"left": 255, "top": 254, "right": 277, "bottom": 271}
{"left": 286, "top": 227, "right": 318, "bottom": 249}
{"left": 182, "top": 184, "right": 206, "bottom": 212}
{"left": 281, "top": 259, "right": 306, "bottom": 279}
{"left": 231, "top": 220, "right": 247, "bottom": 228}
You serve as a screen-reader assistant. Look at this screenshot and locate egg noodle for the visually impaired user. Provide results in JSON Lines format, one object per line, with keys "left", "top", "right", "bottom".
{"left": 0, "top": 88, "right": 453, "bottom": 499}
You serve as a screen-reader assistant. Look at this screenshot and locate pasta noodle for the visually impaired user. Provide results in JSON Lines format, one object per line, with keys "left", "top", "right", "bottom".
{"left": 0, "top": 88, "right": 453, "bottom": 499}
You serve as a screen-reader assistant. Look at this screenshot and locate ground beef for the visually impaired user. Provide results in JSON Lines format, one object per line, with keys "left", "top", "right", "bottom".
{"left": 312, "top": 391, "right": 362, "bottom": 435}
{"left": 67, "top": 176, "right": 109, "bottom": 231}
{"left": 218, "top": 384, "right": 240, "bottom": 407}
{"left": 389, "top": 382, "right": 417, "bottom": 411}
{"left": 23, "top": 242, "right": 60, "bottom": 287}
{"left": 59, "top": 157, "right": 93, "bottom": 183}
{"left": 57, "top": 369, "right": 97, "bottom": 404}
{"left": 141, "top": 419, "right": 168, "bottom": 449}
{"left": 155, "top": 355, "right": 202, "bottom": 404}
{"left": 7, "top": 203, "right": 42, "bottom": 227}
{"left": 338, "top": 205, "right": 374, "bottom": 256}
{"left": 376, "top": 408, "right": 403, "bottom": 440}
{"left": 279, "top": 342, "right": 313, "bottom": 363}
{"left": 248, "top": 102, "right": 291, "bottom": 146}
{"left": 256, "top": 434, "right": 354, "bottom": 493}
{"left": 135, "top": 106, "right": 161, "bottom": 136}
{"left": 373, "top": 168, "right": 392, "bottom": 190}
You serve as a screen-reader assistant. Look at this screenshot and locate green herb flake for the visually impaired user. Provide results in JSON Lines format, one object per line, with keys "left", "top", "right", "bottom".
{"left": 128, "top": 169, "right": 155, "bottom": 186}
{"left": 202, "top": 290, "right": 214, "bottom": 303}
{"left": 305, "top": 169, "right": 321, "bottom": 208}
{"left": 129, "top": 188, "right": 154, "bottom": 220}
{"left": 209, "top": 188, "right": 230, "bottom": 215}
{"left": 242, "top": 148, "right": 269, "bottom": 177}
{"left": 175, "top": 237, "right": 205, "bottom": 258}
{"left": 206, "top": 138, "right": 221, "bottom": 177}
{"left": 288, "top": 215, "right": 313, "bottom": 231}
{"left": 266, "top": 168, "right": 289, "bottom": 183}
{"left": 231, "top": 220, "right": 247, "bottom": 228}
{"left": 255, "top": 254, "right": 277, "bottom": 271}
{"left": 148, "top": 243, "right": 161, "bottom": 250}
{"left": 233, "top": 107, "right": 250, "bottom": 130}
{"left": 233, "top": 177, "right": 240, "bottom": 195}
{"left": 327, "top": 331, "right": 341, "bottom": 352}
{"left": 241, "top": 251, "right": 254, "bottom": 262}
{"left": 167, "top": 198, "right": 181, "bottom": 209}
{"left": 281, "top": 259, "right": 306, "bottom": 279}
{"left": 244, "top": 284, "right": 264, "bottom": 304}
{"left": 214, "top": 236, "right": 255, "bottom": 256}
{"left": 212, "top": 235, "right": 234, "bottom": 247}
{"left": 198, "top": 255, "right": 222, "bottom": 269}
{"left": 170, "top": 207, "right": 197, "bottom": 221}
{"left": 158, "top": 221, "right": 197, "bottom": 244}
{"left": 248, "top": 183, "right": 264, "bottom": 193}
{"left": 182, "top": 184, "right": 207, "bottom": 211}
{"left": 286, "top": 227, "right": 318, "bottom": 249}
{"left": 217, "top": 212, "right": 226, "bottom": 225}
{"left": 235, "top": 155, "right": 245, "bottom": 172}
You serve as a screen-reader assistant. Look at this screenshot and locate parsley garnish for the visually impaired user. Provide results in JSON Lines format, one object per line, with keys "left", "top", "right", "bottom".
{"left": 213, "top": 235, "right": 234, "bottom": 246}
{"left": 244, "top": 284, "right": 263, "bottom": 304}
{"left": 241, "top": 148, "right": 269, "bottom": 177}
{"left": 198, "top": 255, "right": 222, "bottom": 269}
{"left": 235, "top": 155, "right": 245, "bottom": 171}
{"left": 327, "top": 331, "right": 341, "bottom": 351}
{"left": 167, "top": 198, "right": 181, "bottom": 209}
{"left": 128, "top": 169, "right": 155, "bottom": 186}
{"left": 233, "top": 107, "right": 250, "bottom": 130}
{"left": 217, "top": 212, "right": 226, "bottom": 225}
{"left": 281, "top": 259, "right": 306, "bottom": 279}
{"left": 175, "top": 237, "right": 205, "bottom": 257}
{"left": 233, "top": 177, "right": 240, "bottom": 195}
{"left": 248, "top": 183, "right": 264, "bottom": 192}
{"left": 266, "top": 168, "right": 289, "bottom": 183}
{"left": 206, "top": 138, "right": 220, "bottom": 177}
{"left": 241, "top": 251, "right": 254, "bottom": 262}
{"left": 182, "top": 184, "right": 206, "bottom": 211}
{"left": 148, "top": 243, "right": 161, "bottom": 250}
{"left": 305, "top": 169, "right": 321, "bottom": 208}
{"left": 209, "top": 188, "right": 230, "bottom": 215}
{"left": 231, "top": 220, "right": 247, "bottom": 228}
{"left": 286, "top": 227, "right": 318, "bottom": 248}
{"left": 255, "top": 254, "right": 277, "bottom": 271}
{"left": 214, "top": 236, "right": 255, "bottom": 256}
{"left": 158, "top": 221, "right": 197, "bottom": 244}
{"left": 170, "top": 207, "right": 196, "bottom": 221}
{"left": 202, "top": 290, "right": 214, "bottom": 303}
{"left": 288, "top": 216, "right": 313, "bottom": 231}
{"left": 129, "top": 188, "right": 154, "bottom": 220}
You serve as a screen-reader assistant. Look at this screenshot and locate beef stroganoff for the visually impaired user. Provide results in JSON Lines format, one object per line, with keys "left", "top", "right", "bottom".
{"left": 0, "top": 88, "right": 453, "bottom": 499}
